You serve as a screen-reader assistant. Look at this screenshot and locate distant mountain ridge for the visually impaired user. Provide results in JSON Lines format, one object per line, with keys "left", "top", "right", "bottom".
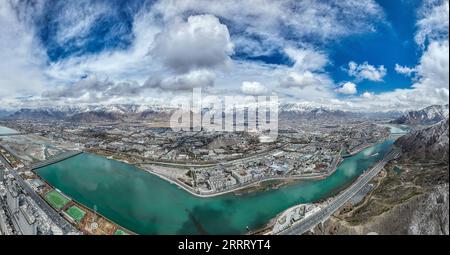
{"left": 0, "top": 110, "right": 13, "bottom": 118}
{"left": 391, "top": 104, "right": 449, "bottom": 126}
{"left": 2, "top": 104, "right": 174, "bottom": 122}
{"left": 0, "top": 103, "right": 412, "bottom": 122}
{"left": 280, "top": 103, "right": 404, "bottom": 121}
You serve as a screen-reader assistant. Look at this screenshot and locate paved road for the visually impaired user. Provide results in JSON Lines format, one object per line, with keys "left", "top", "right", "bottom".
{"left": 278, "top": 149, "right": 400, "bottom": 235}
{"left": 0, "top": 154, "right": 77, "bottom": 234}
{"left": 141, "top": 143, "right": 289, "bottom": 169}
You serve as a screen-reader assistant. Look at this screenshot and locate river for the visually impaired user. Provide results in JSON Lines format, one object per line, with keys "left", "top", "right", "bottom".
{"left": 35, "top": 136, "right": 398, "bottom": 234}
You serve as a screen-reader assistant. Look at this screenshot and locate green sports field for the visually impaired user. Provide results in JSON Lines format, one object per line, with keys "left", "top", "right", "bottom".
{"left": 114, "top": 229, "right": 129, "bottom": 235}
{"left": 44, "top": 190, "right": 70, "bottom": 210}
{"left": 65, "top": 205, "right": 86, "bottom": 222}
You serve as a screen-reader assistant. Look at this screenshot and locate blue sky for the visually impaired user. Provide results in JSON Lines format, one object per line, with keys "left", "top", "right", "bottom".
{"left": 329, "top": 0, "right": 421, "bottom": 93}
{"left": 0, "top": 0, "right": 448, "bottom": 111}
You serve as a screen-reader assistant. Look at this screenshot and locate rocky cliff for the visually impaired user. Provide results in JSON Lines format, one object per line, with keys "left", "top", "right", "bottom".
{"left": 391, "top": 104, "right": 449, "bottom": 126}
{"left": 395, "top": 117, "right": 449, "bottom": 162}
{"left": 312, "top": 116, "right": 449, "bottom": 235}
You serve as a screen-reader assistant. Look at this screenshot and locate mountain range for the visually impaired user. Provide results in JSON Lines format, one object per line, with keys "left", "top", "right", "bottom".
{"left": 2, "top": 104, "right": 174, "bottom": 122}
{"left": 0, "top": 103, "right": 406, "bottom": 122}
{"left": 391, "top": 104, "right": 449, "bottom": 126}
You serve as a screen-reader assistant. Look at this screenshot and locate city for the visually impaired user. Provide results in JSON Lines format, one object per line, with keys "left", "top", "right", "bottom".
{"left": 0, "top": 105, "right": 444, "bottom": 235}
{"left": 1, "top": 118, "right": 389, "bottom": 197}
{"left": 0, "top": 0, "right": 448, "bottom": 246}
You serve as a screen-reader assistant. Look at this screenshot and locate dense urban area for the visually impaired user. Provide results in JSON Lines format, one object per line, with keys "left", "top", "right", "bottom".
{"left": 0, "top": 103, "right": 448, "bottom": 235}
{"left": 1, "top": 117, "right": 389, "bottom": 197}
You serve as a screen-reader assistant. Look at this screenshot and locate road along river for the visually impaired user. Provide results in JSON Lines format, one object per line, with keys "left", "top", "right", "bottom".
{"left": 34, "top": 136, "right": 400, "bottom": 235}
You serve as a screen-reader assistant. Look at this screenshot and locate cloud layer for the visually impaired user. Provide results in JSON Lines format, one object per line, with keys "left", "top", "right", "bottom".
{"left": 0, "top": 0, "right": 448, "bottom": 112}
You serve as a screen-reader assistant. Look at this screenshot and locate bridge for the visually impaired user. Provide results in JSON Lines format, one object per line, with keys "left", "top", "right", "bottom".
{"left": 0, "top": 154, "right": 78, "bottom": 234}
{"left": 277, "top": 148, "right": 401, "bottom": 235}
{"left": 31, "top": 151, "right": 83, "bottom": 170}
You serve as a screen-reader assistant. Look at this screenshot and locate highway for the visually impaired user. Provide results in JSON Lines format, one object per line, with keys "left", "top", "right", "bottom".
{"left": 0, "top": 154, "right": 77, "bottom": 234}
{"left": 278, "top": 148, "right": 400, "bottom": 235}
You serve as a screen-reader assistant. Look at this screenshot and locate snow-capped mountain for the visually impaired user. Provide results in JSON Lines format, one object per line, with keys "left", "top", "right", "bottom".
{"left": 391, "top": 104, "right": 449, "bottom": 126}
{"left": 2, "top": 104, "right": 174, "bottom": 122}
{"left": 279, "top": 103, "right": 334, "bottom": 112}
{"left": 2, "top": 102, "right": 407, "bottom": 122}
{"left": 395, "top": 117, "right": 449, "bottom": 162}
{"left": 0, "top": 110, "right": 13, "bottom": 118}
{"left": 279, "top": 103, "right": 404, "bottom": 120}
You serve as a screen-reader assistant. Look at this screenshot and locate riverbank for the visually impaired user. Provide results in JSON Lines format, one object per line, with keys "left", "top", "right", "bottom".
{"left": 141, "top": 166, "right": 338, "bottom": 198}
{"left": 342, "top": 130, "right": 392, "bottom": 158}
{"left": 264, "top": 128, "right": 409, "bottom": 235}
{"left": 342, "top": 143, "right": 375, "bottom": 158}
{"left": 139, "top": 148, "right": 345, "bottom": 198}
{"left": 136, "top": 145, "right": 345, "bottom": 198}
{"left": 0, "top": 125, "right": 19, "bottom": 135}
{"left": 269, "top": 148, "right": 399, "bottom": 235}
{"left": 33, "top": 137, "right": 397, "bottom": 234}
{"left": 310, "top": 161, "right": 449, "bottom": 235}
{"left": 35, "top": 174, "right": 135, "bottom": 235}
{"left": 85, "top": 142, "right": 288, "bottom": 169}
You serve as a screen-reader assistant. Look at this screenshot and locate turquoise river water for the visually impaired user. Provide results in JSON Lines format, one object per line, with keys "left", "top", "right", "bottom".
{"left": 35, "top": 137, "right": 396, "bottom": 234}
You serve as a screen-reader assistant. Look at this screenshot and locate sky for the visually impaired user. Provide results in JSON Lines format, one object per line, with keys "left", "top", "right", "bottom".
{"left": 0, "top": 0, "right": 448, "bottom": 111}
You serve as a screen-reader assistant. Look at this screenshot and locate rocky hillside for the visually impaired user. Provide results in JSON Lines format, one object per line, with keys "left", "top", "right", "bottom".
{"left": 395, "top": 117, "right": 449, "bottom": 162}
{"left": 391, "top": 104, "right": 449, "bottom": 126}
{"left": 314, "top": 183, "right": 449, "bottom": 235}
{"left": 312, "top": 117, "right": 449, "bottom": 235}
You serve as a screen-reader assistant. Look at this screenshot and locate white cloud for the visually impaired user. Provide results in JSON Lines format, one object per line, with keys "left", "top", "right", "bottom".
{"left": 150, "top": 14, "right": 234, "bottom": 74}
{"left": 145, "top": 69, "right": 216, "bottom": 91}
{"left": 279, "top": 71, "right": 332, "bottom": 89}
{"left": 0, "top": 1, "right": 48, "bottom": 99}
{"left": 53, "top": 0, "right": 112, "bottom": 45}
{"left": 41, "top": 75, "right": 153, "bottom": 103}
{"left": 347, "top": 61, "right": 387, "bottom": 82}
{"left": 342, "top": 41, "right": 448, "bottom": 111}
{"left": 362, "top": 92, "right": 374, "bottom": 99}
{"left": 336, "top": 82, "right": 357, "bottom": 95}
{"left": 240, "top": 81, "right": 268, "bottom": 95}
{"left": 12, "top": 0, "right": 443, "bottom": 112}
{"left": 413, "top": 40, "right": 449, "bottom": 90}
{"left": 152, "top": 0, "right": 384, "bottom": 46}
{"left": 415, "top": 0, "right": 449, "bottom": 47}
{"left": 337, "top": 0, "right": 449, "bottom": 111}
{"left": 1, "top": 0, "right": 385, "bottom": 108}
{"left": 26, "top": 2, "right": 164, "bottom": 88}
{"left": 277, "top": 46, "right": 335, "bottom": 99}
{"left": 354, "top": 1, "right": 449, "bottom": 111}
{"left": 345, "top": 41, "right": 448, "bottom": 112}
{"left": 284, "top": 47, "right": 329, "bottom": 72}
{"left": 395, "top": 64, "right": 416, "bottom": 76}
